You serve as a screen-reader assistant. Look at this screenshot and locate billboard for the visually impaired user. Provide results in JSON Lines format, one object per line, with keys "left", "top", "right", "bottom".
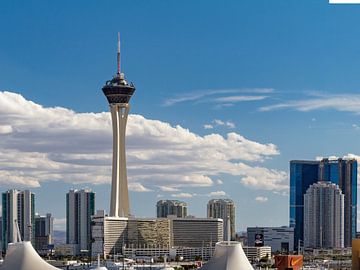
{"left": 254, "top": 233, "right": 264, "bottom": 247}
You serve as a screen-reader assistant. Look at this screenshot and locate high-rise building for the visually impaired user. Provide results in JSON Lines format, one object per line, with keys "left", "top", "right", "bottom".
{"left": 290, "top": 158, "right": 357, "bottom": 249}
{"left": 2, "top": 189, "right": 35, "bottom": 251}
{"left": 102, "top": 33, "right": 136, "bottom": 218}
{"left": 66, "top": 189, "right": 95, "bottom": 255}
{"left": 156, "top": 200, "right": 187, "bottom": 218}
{"left": 0, "top": 216, "right": 2, "bottom": 253}
{"left": 207, "top": 199, "right": 236, "bottom": 241}
{"left": 34, "top": 213, "right": 54, "bottom": 252}
{"left": 247, "top": 226, "right": 294, "bottom": 253}
{"left": 304, "top": 181, "right": 344, "bottom": 249}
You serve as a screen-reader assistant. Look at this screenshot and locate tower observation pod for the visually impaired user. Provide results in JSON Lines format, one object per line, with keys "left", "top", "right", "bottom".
{"left": 102, "top": 33, "right": 135, "bottom": 217}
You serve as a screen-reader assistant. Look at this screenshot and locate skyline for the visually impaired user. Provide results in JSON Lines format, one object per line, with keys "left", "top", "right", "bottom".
{"left": 1, "top": 0, "right": 360, "bottom": 231}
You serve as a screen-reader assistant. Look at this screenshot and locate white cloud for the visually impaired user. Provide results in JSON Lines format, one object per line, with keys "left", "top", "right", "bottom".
{"left": 255, "top": 196, "right": 268, "bottom": 203}
{"left": 260, "top": 93, "right": 360, "bottom": 114}
{"left": 213, "top": 119, "right": 236, "bottom": 129}
{"left": 171, "top": 193, "right": 196, "bottom": 198}
{"left": 164, "top": 88, "right": 273, "bottom": 106}
{"left": 203, "top": 124, "right": 214, "bottom": 129}
{"left": 159, "top": 186, "right": 179, "bottom": 192}
{"left": 0, "top": 125, "right": 12, "bottom": 134}
{"left": 207, "top": 191, "right": 226, "bottom": 197}
{"left": 53, "top": 218, "right": 66, "bottom": 230}
{"left": 214, "top": 95, "right": 267, "bottom": 103}
{"left": 216, "top": 179, "right": 223, "bottom": 185}
{"left": 128, "top": 183, "right": 152, "bottom": 192}
{"left": 0, "top": 91, "right": 286, "bottom": 191}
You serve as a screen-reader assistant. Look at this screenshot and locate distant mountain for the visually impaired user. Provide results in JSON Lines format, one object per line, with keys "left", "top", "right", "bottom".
{"left": 53, "top": 230, "right": 66, "bottom": 245}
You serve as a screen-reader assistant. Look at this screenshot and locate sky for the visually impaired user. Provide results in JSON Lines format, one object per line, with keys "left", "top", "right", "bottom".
{"left": 1, "top": 0, "right": 360, "bottom": 231}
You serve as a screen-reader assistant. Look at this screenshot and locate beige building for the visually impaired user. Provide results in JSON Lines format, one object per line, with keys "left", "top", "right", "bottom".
{"left": 207, "top": 199, "right": 236, "bottom": 241}
{"left": 128, "top": 218, "right": 171, "bottom": 247}
{"left": 171, "top": 217, "right": 223, "bottom": 247}
{"left": 352, "top": 239, "right": 360, "bottom": 270}
{"left": 91, "top": 213, "right": 128, "bottom": 258}
{"left": 92, "top": 213, "right": 223, "bottom": 258}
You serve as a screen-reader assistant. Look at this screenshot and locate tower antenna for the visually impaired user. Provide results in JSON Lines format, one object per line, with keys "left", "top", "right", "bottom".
{"left": 117, "top": 32, "right": 121, "bottom": 74}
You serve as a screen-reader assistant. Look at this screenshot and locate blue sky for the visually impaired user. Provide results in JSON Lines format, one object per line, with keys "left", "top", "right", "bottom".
{"left": 1, "top": 0, "right": 360, "bottom": 231}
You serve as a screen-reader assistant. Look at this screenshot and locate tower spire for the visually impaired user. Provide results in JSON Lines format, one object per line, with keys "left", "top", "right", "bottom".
{"left": 117, "top": 32, "right": 121, "bottom": 75}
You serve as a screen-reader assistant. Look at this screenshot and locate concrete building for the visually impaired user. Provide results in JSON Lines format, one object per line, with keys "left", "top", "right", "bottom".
{"left": 304, "top": 181, "right": 344, "bottom": 249}
{"left": 91, "top": 212, "right": 128, "bottom": 258}
{"left": 242, "top": 246, "right": 271, "bottom": 262}
{"left": 207, "top": 199, "right": 235, "bottom": 240}
{"left": 34, "top": 213, "right": 54, "bottom": 252}
{"left": 66, "top": 189, "right": 95, "bottom": 255}
{"left": 171, "top": 217, "right": 223, "bottom": 248}
{"left": 247, "top": 226, "right": 294, "bottom": 253}
{"left": 102, "top": 33, "right": 136, "bottom": 218}
{"left": 156, "top": 200, "right": 187, "bottom": 218}
{"left": 2, "top": 189, "right": 35, "bottom": 251}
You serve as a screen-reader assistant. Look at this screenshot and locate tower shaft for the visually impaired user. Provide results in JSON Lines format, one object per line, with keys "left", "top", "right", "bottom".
{"left": 109, "top": 103, "right": 130, "bottom": 217}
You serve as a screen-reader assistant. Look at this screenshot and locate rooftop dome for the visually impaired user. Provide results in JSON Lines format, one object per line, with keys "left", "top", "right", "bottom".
{"left": 199, "top": 241, "right": 254, "bottom": 270}
{"left": 1, "top": 241, "right": 60, "bottom": 270}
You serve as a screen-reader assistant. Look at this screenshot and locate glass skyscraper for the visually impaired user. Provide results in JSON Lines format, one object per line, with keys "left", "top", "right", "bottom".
{"left": 290, "top": 158, "right": 357, "bottom": 250}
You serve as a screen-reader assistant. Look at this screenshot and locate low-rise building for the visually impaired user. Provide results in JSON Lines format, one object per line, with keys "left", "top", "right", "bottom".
{"left": 91, "top": 212, "right": 223, "bottom": 259}
{"left": 247, "top": 226, "right": 294, "bottom": 253}
{"left": 243, "top": 246, "right": 271, "bottom": 262}
{"left": 171, "top": 217, "right": 223, "bottom": 248}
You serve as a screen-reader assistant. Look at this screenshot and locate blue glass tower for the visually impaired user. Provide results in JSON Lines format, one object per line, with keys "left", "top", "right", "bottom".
{"left": 290, "top": 160, "right": 319, "bottom": 251}
{"left": 290, "top": 158, "right": 357, "bottom": 250}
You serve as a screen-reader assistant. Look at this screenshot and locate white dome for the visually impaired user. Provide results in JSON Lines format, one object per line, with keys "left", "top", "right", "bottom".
{"left": 2, "top": 241, "right": 60, "bottom": 270}
{"left": 199, "top": 241, "right": 254, "bottom": 270}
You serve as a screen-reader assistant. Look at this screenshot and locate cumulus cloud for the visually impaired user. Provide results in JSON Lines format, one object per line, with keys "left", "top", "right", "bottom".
{"left": 255, "top": 196, "right": 268, "bottom": 203}
{"left": 260, "top": 93, "right": 360, "bottom": 114}
{"left": 164, "top": 88, "right": 273, "bottom": 106}
{"left": 203, "top": 124, "right": 214, "bottom": 129}
{"left": 0, "top": 91, "right": 286, "bottom": 191}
